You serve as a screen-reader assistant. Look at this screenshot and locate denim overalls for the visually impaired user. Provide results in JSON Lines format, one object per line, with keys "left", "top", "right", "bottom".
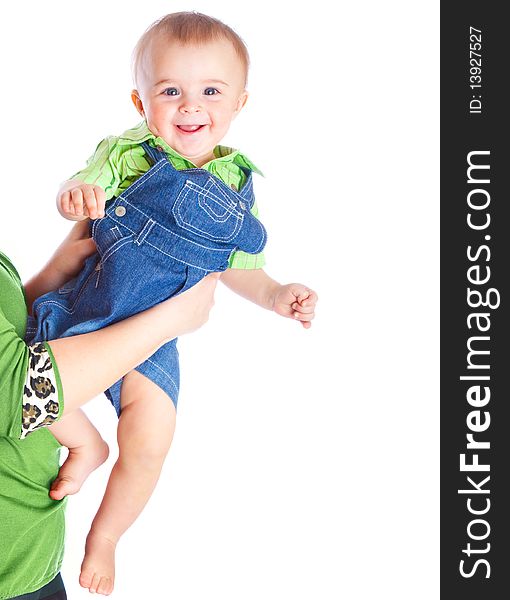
{"left": 28, "top": 142, "right": 267, "bottom": 414}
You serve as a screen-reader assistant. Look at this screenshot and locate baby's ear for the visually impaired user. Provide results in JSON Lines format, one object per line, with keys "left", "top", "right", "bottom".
{"left": 233, "top": 90, "right": 249, "bottom": 118}
{"left": 131, "top": 90, "right": 145, "bottom": 117}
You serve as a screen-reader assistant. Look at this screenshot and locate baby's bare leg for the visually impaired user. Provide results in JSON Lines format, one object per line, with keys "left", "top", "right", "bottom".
{"left": 79, "top": 371, "right": 176, "bottom": 596}
{"left": 49, "top": 409, "right": 109, "bottom": 501}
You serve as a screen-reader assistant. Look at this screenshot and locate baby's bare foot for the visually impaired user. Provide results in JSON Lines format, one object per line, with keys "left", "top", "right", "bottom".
{"left": 80, "top": 531, "right": 116, "bottom": 595}
{"left": 50, "top": 439, "right": 109, "bottom": 501}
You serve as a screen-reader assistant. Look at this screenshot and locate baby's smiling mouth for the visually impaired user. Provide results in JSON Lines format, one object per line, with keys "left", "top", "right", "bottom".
{"left": 176, "top": 124, "right": 207, "bottom": 133}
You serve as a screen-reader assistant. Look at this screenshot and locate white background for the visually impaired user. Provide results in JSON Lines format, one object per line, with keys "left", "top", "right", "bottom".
{"left": 0, "top": 1, "right": 439, "bottom": 598}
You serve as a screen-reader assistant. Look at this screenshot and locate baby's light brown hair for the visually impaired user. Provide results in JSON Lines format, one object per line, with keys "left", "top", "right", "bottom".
{"left": 132, "top": 12, "right": 250, "bottom": 88}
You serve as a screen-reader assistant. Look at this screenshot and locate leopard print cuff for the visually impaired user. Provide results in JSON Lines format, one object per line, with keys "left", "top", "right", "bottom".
{"left": 20, "top": 342, "right": 61, "bottom": 439}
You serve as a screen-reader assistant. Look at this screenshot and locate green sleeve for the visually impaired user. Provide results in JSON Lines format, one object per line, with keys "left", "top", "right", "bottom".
{"left": 0, "top": 308, "right": 29, "bottom": 438}
{"left": 228, "top": 200, "right": 266, "bottom": 269}
{"left": 70, "top": 136, "right": 124, "bottom": 201}
{"left": 1, "top": 253, "right": 64, "bottom": 439}
{"left": 0, "top": 313, "right": 64, "bottom": 440}
{"left": 44, "top": 342, "right": 64, "bottom": 414}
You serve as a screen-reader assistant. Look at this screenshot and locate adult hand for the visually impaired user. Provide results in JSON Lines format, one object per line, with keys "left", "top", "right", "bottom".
{"left": 24, "top": 221, "right": 97, "bottom": 312}
{"left": 47, "top": 220, "right": 97, "bottom": 282}
{"left": 159, "top": 273, "right": 221, "bottom": 339}
{"left": 49, "top": 273, "right": 221, "bottom": 415}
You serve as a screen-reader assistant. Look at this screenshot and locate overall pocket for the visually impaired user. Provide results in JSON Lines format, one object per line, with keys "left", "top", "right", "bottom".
{"left": 172, "top": 179, "right": 243, "bottom": 242}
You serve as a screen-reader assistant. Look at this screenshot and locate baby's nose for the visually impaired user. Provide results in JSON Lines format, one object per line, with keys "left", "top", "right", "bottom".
{"left": 179, "top": 101, "right": 202, "bottom": 113}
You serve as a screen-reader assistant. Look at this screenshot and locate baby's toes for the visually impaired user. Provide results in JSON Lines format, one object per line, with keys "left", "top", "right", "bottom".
{"left": 97, "top": 576, "right": 114, "bottom": 596}
{"left": 79, "top": 568, "right": 93, "bottom": 590}
{"left": 89, "top": 572, "right": 102, "bottom": 594}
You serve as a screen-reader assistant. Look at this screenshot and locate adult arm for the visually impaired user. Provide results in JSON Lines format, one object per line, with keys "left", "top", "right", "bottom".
{"left": 24, "top": 220, "right": 97, "bottom": 312}
{"left": 1, "top": 222, "right": 218, "bottom": 438}
{"left": 1, "top": 271, "right": 217, "bottom": 439}
{"left": 32, "top": 221, "right": 218, "bottom": 414}
{"left": 48, "top": 276, "right": 218, "bottom": 415}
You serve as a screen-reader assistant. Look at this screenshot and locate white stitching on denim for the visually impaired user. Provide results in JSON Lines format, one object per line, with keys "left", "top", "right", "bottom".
{"left": 35, "top": 263, "right": 101, "bottom": 315}
{"left": 240, "top": 175, "right": 253, "bottom": 195}
{"left": 121, "top": 160, "right": 168, "bottom": 200}
{"left": 91, "top": 216, "right": 100, "bottom": 238}
{"left": 101, "top": 215, "right": 137, "bottom": 237}
{"left": 207, "top": 177, "right": 243, "bottom": 209}
{"left": 196, "top": 184, "right": 239, "bottom": 220}
{"left": 80, "top": 164, "right": 260, "bottom": 282}
{"left": 189, "top": 179, "right": 240, "bottom": 216}
{"left": 173, "top": 181, "right": 243, "bottom": 243}
{"left": 143, "top": 240, "right": 210, "bottom": 270}
{"left": 250, "top": 218, "right": 267, "bottom": 254}
{"left": 144, "top": 358, "right": 179, "bottom": 399}
{"left": 197, "top": 196, "right": 232, "bottom": 223}
{"left": 171, "top": 182, "right": 190, "bottom": 227}
{"left": 240, "top": 180, "right": 254, "bottom": 207}
{"left": 142, "top": 142, "right": 162, "bottom": 164}
{"left": 107, "top": 205, "right": 231, "bottom": 258}
{"left": 36, "top": 232, "right": 134, "bottom": 315}
{"left": 110, "top": 226, "right": 122, "bottom": 241}
{"left": 100, "top": 235, "right": 135, "bottom": 264}
{"left": 58, "top": 284, "right": 74, "bottom": 294}
{"left": 177, "top": 180, "right": 241, "bottom": 216}
{"left": 135, "top": 219, "right": 156, "bottom": 246}
{"left": 106, "top": 189, "right": 235, "bottom": 252}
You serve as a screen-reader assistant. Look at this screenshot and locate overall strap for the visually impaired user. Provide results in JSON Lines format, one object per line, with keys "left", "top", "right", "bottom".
{"left": 239, "top": 168, "right": 255, "bottom": 207}
{"left": 141, "top": 141, "right": 166, "bottom": 165}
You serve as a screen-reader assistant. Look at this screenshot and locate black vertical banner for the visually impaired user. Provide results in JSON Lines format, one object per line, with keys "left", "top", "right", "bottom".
{"left": 441, "top": 2, "right": 509, "bottom": 597}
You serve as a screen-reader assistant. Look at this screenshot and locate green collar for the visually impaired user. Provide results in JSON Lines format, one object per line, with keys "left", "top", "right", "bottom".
{"left": 117, "top": 121, "right": 263, "bottom": 175}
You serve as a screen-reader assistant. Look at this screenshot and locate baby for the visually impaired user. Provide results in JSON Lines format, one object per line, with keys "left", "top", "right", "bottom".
{"left": 29, "top": 12, "right": 317, "bottom": 596}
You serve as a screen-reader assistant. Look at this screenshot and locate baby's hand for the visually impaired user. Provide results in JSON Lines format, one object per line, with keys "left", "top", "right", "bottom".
{"left": 58, "top": 182, "right": 106, "bottom": 221}
{"left": 273, "top": 283, "right": 318, "bottom": 329}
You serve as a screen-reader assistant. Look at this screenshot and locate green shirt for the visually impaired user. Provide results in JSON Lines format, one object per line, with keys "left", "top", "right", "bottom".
{"left": 73, "top": 121, "right": 266, "bottom": 270}
{"left": 0, "top": 252, "right": 66, "bottom": 599}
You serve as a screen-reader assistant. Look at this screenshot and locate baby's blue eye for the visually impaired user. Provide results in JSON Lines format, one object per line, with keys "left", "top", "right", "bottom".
{"left": 204, "top": 87, "right": 219, "bottom": 96}
{"left": 163, "top": 87, "right": 179, "bottom": 96}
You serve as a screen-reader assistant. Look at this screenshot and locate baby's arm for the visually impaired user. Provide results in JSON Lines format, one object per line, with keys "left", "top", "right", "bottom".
{"left": 57, "top": 179, "right": 107, "bottom": 221}
{"left": 220, "top": 268, "right": 317, "bottom": 328}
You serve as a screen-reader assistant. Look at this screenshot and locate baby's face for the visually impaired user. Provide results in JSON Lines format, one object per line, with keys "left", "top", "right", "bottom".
{"left": 133, "top": 38, "right": 248, "bottom": 167}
